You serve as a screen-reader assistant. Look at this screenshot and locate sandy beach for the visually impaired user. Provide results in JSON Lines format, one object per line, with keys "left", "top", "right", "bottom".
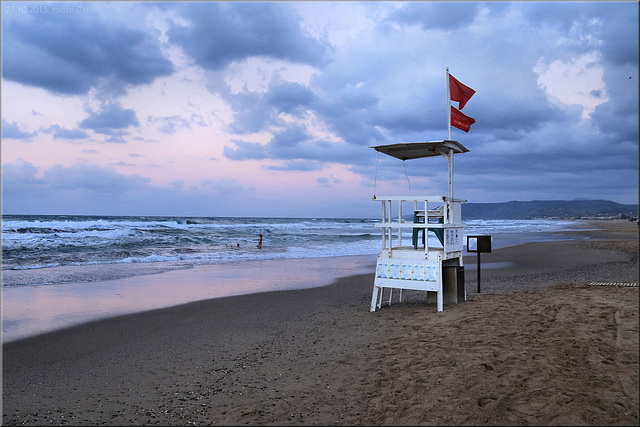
{"left": 2, "top": 219, "right": 638, "bottom": 425}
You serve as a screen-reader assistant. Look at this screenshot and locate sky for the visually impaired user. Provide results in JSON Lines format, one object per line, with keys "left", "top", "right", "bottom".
{"left": 2, "top": 1, "right": 638, "bottom": 218}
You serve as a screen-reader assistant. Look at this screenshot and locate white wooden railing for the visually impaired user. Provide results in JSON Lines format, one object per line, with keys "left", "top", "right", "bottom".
{"left": 372, "top": 195, "right": 466, "bottom": 257}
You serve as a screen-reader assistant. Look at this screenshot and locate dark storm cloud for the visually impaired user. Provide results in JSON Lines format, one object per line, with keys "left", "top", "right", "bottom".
{"left": 388, "top": 1, "right": 481, "bottom": 30}
{"left": 265, "top": 79, "right": 315, "bottom": 116}
{"left": 459, "top": 140, "right": 638, "bottom": 178}
{"left": 1, "top": 1, "right": 637, "bottom": 214}
{"left": 519, "top": 2, "right": 639, "bottom": 66}
{"left": 472, "top": 97, "right": 567, "bottom": 134}
{"left": 224, "top": 122, "right": 367, "bottom": 170}
{"left": 599, "top": 18, "right": 639, "bottom": 67}
{"left": 223, "top": 77, "right": 314, "bottom": 137}
{"left": 591, "top": 72, "right": 639, "bottom": 144}
{"left": 166, "top": 2, "right": 332, "bottom": 71}
{"left": 226, "top": 73, "right": 375, "bottom": 146}
{"left": 170, "top": 1, "right": 637, "bottom": 201}
{"left": 227, "top": 91, "right": 275, "bottom": 134}
{"left": 166, "top": 1, "right": 334, "bottom": 139}
{"left": 270, "top": 124, "right": 311, "bottom": 149}
{"left": 370, "top": 81, "right": 445, "bottom": 134}
{"left": 1, "top": 2, "right": 173, "bottom": 96}
{"left": 224, "top": 124, "right": 312, "bottom": 161}
{"left": 381, "top": 2, "right": 635, "bottom": 137}
{"left": 309, "top": 83, "right": 385, "bottom": 148}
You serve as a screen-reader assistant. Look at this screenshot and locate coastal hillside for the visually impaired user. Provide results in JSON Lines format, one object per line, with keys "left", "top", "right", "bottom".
{"left": 462, "top": 199, "right": 639, "bottom": 220}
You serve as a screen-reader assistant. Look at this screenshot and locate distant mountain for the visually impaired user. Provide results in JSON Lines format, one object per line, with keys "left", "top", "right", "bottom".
{"left": 462, "top": 200, "right": 639, "bottom": 220}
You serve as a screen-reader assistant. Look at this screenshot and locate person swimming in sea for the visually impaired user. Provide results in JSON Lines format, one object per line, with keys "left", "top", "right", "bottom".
{"left": 257, "top": 234, "right": 263, "bottom": 249}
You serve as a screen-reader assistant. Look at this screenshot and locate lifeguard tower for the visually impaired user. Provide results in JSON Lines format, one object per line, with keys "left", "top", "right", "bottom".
{"left": 370, "top": 140, "right": 468, "bottom": 312}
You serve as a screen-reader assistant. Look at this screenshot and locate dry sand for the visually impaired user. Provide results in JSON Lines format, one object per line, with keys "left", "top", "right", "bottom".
{"left": 2, "top": 219, "right": 638, "bottom": 425}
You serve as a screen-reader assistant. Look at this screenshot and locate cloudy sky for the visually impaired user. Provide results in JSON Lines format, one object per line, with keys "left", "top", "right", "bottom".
{"left": 2, "top": 1, "right": 638, "bottom": 217}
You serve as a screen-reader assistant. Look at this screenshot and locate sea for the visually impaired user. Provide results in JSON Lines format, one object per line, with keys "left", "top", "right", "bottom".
{"left": 1, "top": 214, "right": 587, "bottom": 342}
{"left": 2, "top": 214, "right": 583, "bottom": 286}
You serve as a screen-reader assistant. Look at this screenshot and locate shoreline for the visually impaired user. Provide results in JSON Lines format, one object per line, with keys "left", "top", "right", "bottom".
{"left": 1, "top": 219, "right": 604, "bottom": 343}
{"left": 2, "top": 219, "right": 635, "bottom": 343}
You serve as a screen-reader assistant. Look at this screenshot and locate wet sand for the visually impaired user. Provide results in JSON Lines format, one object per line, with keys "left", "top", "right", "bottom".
{"left": 2, "top": 255, "right": 377, "bottom": 343}
{"left": 2, "top": 220, "right": 638, "bottom": 425}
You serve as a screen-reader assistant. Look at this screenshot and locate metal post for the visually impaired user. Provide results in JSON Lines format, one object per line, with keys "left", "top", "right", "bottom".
{"left": 381, "top": 201, "right": 384, "bottom": 247}
{"left": 477, "top": 252, "right": 481, "bottom": 293}
{"left": 446, "top": 67, "right": 451, "bottom": 140}
{"left": 398, "top": 200, "right": 403, "bottom": 247}
{"left": 448, "top": 148, "right": 454, "bottom": 201}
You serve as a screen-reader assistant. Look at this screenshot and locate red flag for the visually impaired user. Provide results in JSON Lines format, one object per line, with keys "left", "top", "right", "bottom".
{"left": 449, "top": 74, "right": 475, "bottom": 109}
{"left": 451, "top": 106, "right": 475, "bottom": 132}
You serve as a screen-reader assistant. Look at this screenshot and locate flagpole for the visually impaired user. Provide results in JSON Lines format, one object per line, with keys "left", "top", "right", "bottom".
{"left": 446, "top": 67, "right": 453, "bottom": 201}
{"left": 446, "top": 66, "right": 451, "bottom": 140}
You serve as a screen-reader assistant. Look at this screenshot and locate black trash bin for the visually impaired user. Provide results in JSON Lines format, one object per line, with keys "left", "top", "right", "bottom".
{"left": 444, "top": 265, "right": 465, "bottom": 304}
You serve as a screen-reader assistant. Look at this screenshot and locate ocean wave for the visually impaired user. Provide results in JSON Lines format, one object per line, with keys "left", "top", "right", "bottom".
{"left": 2, "top": 215, "right": 584, "bottom": 275}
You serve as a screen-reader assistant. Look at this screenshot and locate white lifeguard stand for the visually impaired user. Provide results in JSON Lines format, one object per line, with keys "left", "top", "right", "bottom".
{"left": 370, "top": 140, "right": 468, "bottom": 312}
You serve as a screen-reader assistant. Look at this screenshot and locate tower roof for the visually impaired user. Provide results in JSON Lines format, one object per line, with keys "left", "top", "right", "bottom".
{"left": 370, "top": 140, "right": 469, "bottom": 160}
